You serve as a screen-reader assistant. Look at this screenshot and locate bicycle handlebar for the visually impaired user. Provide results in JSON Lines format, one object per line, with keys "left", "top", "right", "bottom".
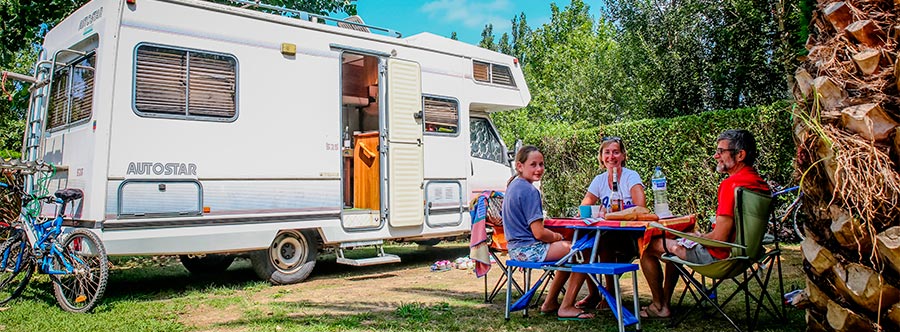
{"left": 773, "top": 186, "right": 799, "bottom": 197}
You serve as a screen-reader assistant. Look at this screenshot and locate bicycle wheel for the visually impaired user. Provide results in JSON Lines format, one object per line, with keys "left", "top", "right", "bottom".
{"left": 51, "top": 229, "right": 108, "bottom": 313}
{"left": 0, "top": 231, "right": 34, "bottom": 305}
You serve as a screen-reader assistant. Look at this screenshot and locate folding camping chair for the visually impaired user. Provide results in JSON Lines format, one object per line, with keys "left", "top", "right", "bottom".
{"left": 479, "top": 193, "right": 528, "bottom": 302}
{"left": 651, "top": 187, "right": 784, "bottom": 332}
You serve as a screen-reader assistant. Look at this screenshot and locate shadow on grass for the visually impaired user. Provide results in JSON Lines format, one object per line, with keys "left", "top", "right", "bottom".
{"left": 85, "top": 243, "right": 472, "bottom": 306}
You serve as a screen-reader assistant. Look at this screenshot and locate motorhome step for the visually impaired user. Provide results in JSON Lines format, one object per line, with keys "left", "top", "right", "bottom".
{"left": 339, "top": 240, "right": 384, "bottom": 248}
{"left": 336, "top": 254, "right": 401, "bottom": 266}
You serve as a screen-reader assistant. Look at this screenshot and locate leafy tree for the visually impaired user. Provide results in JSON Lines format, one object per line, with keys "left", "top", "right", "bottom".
{"left": 602, "top": 0, "right": 794, "bottom": 117}
{"left": 509, "top": 13, "right": 530, "bottom": 62}
{"left": 450, "top": 31, "right": 458, "bottom": 40}
{"left": 479, "top": 24, "right": 496, "bottom": 51}
{"left": 497, "top": 33, "right": 511, "bottom": 55}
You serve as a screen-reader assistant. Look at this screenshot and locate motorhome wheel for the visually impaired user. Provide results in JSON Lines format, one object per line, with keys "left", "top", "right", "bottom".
{"left": 179, "top": 254, "right": 235, "bottom": 275}
{"left": 251, "top": 230, "right": 318, "bottom": 284}
{"left": 414, "top": 239, "right": 442, "bottom": 246}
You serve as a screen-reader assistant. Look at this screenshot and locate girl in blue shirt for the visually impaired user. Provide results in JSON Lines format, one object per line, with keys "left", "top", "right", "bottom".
{"left": 502, "top": 145, "right": 593, "bottom": 320}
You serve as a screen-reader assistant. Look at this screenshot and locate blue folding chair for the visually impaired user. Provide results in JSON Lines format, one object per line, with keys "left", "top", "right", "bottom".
{"left": 504, "top": 233, "right": 596, "bottom": 319}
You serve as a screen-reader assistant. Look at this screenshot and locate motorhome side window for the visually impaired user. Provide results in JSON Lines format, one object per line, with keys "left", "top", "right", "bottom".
{"left": 134, "top": 45, "right": 237, "bottom": 120}
{"left": 470, "top": 118, "right": 505, "bottom": 164}
{"left": 472, "top": 60, "right": 516, "bottom": 87}
{"left": 423, "top": 96, "right": 458, "bottom": 134}
{"left": 48, "top": 53, "right": 96, "bottom": 130}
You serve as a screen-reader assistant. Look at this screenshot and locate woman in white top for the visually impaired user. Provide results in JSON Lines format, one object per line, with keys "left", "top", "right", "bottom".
{"left": 576, "top": 136, "right": 647, "bottom": 310}
{"left": 583, "top": 136, "right": 646, "bottom": 215}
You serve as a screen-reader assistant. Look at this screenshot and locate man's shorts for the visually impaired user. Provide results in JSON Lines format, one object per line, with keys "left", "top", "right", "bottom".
{"left": 509, "top": 241, "right": 550, "bottom": 262}
{"left": 683, "top": 243, "right": 718, "bottom": 265}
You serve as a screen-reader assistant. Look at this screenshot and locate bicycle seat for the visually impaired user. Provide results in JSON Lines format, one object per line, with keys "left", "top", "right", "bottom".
{"left": 54, "top": 188, "right": 83, "bottom": 202}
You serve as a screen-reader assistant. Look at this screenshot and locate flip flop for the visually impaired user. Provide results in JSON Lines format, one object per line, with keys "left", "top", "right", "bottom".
{"left": 539, "top": 307, "right": 558, "bottom": 316}
{"left": 558, "top": 311, "right": 594, "bottom": 321}
{"left": 639, "top": 305, "right": 671, "bottom": 320}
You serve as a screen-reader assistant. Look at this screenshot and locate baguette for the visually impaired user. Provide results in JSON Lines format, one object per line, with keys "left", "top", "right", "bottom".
{"left": 605, "top": 206, "right": 659, "bottom": 221}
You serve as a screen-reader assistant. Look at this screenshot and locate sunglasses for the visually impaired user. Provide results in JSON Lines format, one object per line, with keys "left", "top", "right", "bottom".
{"left": 602, "top": 136, "right": 622, "bottom": 143}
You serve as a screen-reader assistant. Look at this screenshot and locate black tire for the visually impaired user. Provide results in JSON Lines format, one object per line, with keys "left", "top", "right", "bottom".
{"left": 414, "top": 239, "right": 442, "bottom": 246}
{"left": 179, "top": 254, "right": 235, "bottom": 275}
{"left": 0, "top": 232, "right": 34, "bottom": 305}
{"left": 251, "top": 230, "right": 317, "bottom": 285}
{"left": 51, "top": 229, "right": 108, "bottom": 313}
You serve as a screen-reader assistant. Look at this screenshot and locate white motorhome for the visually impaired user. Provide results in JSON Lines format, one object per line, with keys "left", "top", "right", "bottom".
{"left": 10, "top": 0, "right": 530, "bottom": 283}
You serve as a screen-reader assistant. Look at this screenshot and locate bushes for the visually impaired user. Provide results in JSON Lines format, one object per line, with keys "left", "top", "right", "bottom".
{"left": 502, "top": 101, "right": 794, "bottom": 226}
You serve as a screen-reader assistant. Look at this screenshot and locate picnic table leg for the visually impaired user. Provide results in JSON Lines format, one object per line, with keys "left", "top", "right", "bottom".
{"left": 615, "top": 276, "right": 624, "bottom": 332}
{"left": 632, "top": 270, "right": 641, "bottom": 332}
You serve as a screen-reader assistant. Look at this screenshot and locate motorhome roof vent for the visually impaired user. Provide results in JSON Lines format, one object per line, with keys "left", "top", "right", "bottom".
{"left": 338, "top": 15, "right": 370, "bottom": 33}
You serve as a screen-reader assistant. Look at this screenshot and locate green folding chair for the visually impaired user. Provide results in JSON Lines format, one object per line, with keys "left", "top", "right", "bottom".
{"left": 651, "top": 187, "right": 784, "bottom": 332}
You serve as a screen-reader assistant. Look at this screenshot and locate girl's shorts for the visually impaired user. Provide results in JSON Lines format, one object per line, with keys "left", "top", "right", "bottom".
{"left": 508, "top": 241, "right": 550, "bottom": 262}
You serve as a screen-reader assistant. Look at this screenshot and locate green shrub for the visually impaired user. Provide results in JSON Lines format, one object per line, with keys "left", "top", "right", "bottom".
{"left": 503, "top": 101, "right": 795, "bottom": 227}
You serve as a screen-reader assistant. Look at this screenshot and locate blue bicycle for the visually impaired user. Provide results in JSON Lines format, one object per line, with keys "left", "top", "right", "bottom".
{"left": 0, "top": 181, "right": 108, "bottom": 313}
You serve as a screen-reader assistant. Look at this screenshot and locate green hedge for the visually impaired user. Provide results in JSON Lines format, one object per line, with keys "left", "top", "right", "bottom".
{"left": 499, "top": 101, "right": 795, "bottom": 228}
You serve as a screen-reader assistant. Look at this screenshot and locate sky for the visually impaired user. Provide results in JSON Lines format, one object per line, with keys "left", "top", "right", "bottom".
{"left": 337, "top": 0, "right": 604, "bottom": 45}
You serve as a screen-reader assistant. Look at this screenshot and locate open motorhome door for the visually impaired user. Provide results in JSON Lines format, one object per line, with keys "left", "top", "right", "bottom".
{"left": 384, "top": 58, "right": 424, "bottom": 227}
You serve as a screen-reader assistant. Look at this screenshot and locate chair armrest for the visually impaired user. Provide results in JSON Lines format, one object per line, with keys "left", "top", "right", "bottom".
{"left": 649, "top": 222, "right": 746, "bottom": 250}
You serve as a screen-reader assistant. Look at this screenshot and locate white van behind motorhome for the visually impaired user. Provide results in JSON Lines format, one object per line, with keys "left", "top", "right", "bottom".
{"left": 10, "top": 0, "right": 530, "bottom": 284}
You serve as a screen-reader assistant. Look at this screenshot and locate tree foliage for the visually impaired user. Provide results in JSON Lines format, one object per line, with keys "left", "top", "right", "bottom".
{"left": 484, "top": 0, "right": 807, "bottom": 142}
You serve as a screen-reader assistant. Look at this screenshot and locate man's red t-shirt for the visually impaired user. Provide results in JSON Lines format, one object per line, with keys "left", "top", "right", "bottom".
{"left": 708, "top": 166, "right": 770, "bottom": 260}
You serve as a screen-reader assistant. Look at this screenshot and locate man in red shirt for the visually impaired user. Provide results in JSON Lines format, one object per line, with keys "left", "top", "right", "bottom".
{"left": 639, "top": 129, "right": 770, "bottom": 319}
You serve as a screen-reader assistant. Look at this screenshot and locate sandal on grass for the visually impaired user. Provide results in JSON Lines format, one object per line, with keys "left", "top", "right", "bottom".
{"left": 558, "top": 311, "right": 594, "bottom": 321}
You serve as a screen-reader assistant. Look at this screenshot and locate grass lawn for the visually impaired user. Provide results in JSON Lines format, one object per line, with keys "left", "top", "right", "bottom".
{"left": 0, "top": 243, "right": 807, "bottom": 332}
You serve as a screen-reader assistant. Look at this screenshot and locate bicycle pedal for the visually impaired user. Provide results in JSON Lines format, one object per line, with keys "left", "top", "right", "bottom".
{"left": 75, "top": 295, "right": 87, "bottom": 303}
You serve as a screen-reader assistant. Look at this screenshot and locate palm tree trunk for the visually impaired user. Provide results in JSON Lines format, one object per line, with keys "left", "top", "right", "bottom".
{"left": 794, "top": 1, "right": 900, "bottom": 331}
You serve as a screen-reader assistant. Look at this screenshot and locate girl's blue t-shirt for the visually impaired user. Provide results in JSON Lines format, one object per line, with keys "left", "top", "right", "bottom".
{"left": 502, "top": 177, "right": 544, "bottom": 250}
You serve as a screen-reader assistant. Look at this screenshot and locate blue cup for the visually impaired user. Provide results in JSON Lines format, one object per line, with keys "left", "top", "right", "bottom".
{"left": 579, "top": 205, "right": 592, "bottom": 218}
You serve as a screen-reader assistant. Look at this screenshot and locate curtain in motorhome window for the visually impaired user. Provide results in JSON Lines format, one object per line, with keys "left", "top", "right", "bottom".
{"left": 135, "top": 45, "right": 236, "bottom": 119}
{"left": 470, "top": 118, "right": 505, "bottom": 164}
{"left": 47, "top": 54, "right": 95, "bottom": 130}
{"left": 473, "top": 61, "right": 490, "bottom": 83}
{"left": 48, "top": 68, "right": 71, "bottom": 129}
{"left": 423, "top": 96, "right": 458, "bottom": 134}
{"left": 490, "top": 64, "right": 516, "bottom": 87}
{"left": 70, "top": 57, "right": 96, "bottom": 123}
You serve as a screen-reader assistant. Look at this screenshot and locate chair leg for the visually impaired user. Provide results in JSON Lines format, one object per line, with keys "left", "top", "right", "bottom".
{"left": 524, "top": 268, "right": 532, "bottom": 317}
{"left": 771, "top": 244, "right": 787, "bottom": 320}
{"left": 505, "top": 264, "right": 512, "bottom": 320}
{"left": 670, "top": 263, "right": 744, "bottom": 332}
{"left": 484, "top": 268, "right": 489, "bottom": 302}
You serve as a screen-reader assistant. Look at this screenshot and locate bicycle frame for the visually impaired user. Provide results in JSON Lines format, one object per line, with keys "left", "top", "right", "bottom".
{"left": 4, "top": 182, "right": 83, "bottom": 276}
